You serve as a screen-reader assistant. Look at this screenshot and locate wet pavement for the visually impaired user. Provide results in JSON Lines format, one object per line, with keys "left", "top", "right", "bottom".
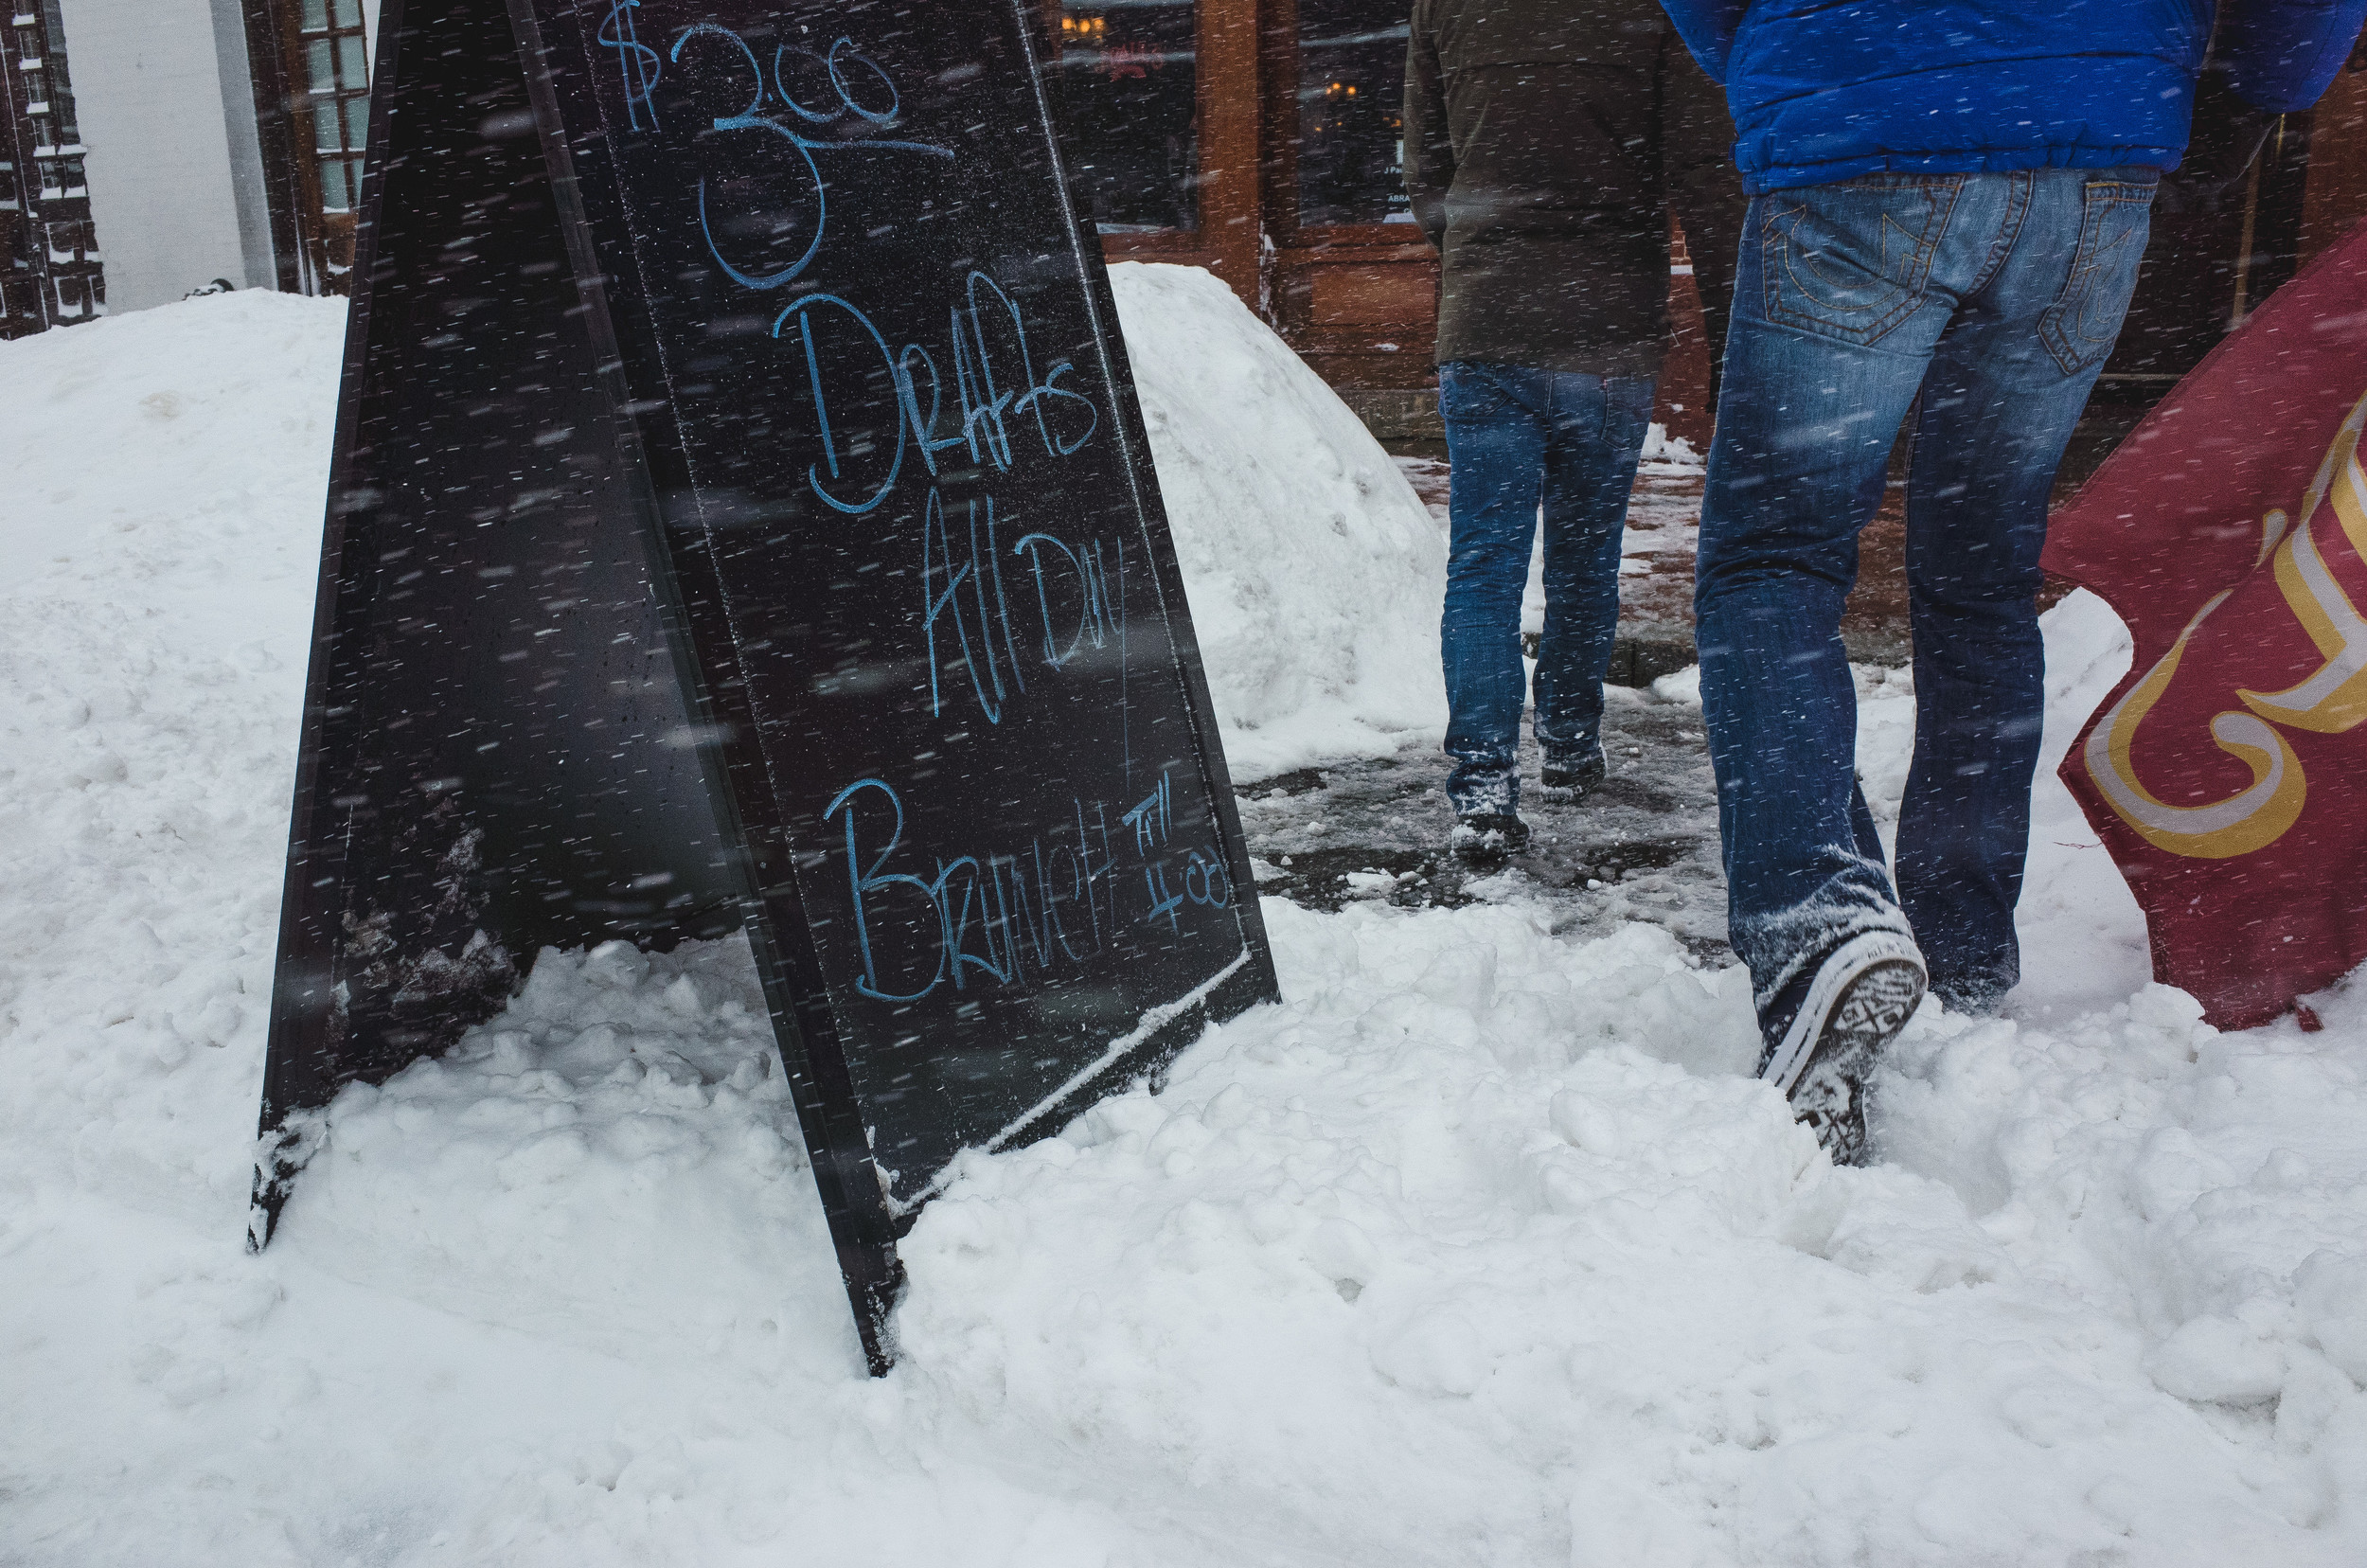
{"left": 1311, "top": 421, "right": 2088, "bottom": 956}
{"left": 1238, "top": 683, "right": 1733, "bottom": 963}
{"left": 1244, "top": 454, "right": 1949, "bottom": 963}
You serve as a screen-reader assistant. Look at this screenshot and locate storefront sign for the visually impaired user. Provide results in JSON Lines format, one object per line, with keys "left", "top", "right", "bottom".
{"left": 251, "top": 0, "right": 1275, "bottom": 1373}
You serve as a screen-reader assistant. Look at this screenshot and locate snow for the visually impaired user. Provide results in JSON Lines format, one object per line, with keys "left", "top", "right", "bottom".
{"left": 5, "top": 288, "right": 2367, "bottom": 1565}
{"left": 1111, "top": 262, "right": 1446, "bottom": 781}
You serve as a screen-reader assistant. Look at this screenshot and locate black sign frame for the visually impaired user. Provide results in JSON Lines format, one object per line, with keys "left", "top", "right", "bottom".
{"left": 250, "top": 0, "right": 1277, "bottom": 1375}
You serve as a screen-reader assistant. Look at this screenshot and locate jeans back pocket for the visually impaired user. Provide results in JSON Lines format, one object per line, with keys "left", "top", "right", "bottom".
{"left": 2038, "top": 180, "right": 2157, "bottom": 376}
{"left": 1438, "top": 361, "right": 1526, "bottom": 423}
{"left": 1761, "top": 176, "right": 1962, "bottom": 347}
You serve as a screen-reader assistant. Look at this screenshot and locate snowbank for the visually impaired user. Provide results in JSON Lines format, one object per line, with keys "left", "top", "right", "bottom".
{"left": 6, "top": 296, "right": 2367, "bottom": 1567}
{"left": 0, "top": 292, "right": 341, "bottom": 1225}
{"left": 1111, "top": 262, "right": 1444, "bottom": 778}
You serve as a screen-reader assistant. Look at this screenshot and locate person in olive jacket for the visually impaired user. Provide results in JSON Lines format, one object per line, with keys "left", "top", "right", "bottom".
{"left": 1404, "top": 0, "right": 1742, "bottom": 861}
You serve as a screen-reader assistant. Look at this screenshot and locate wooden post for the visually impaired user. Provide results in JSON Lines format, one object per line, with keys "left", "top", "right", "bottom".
{"left": 2298, "top": 44, "right": 2367, "bottom": 266}
{"left": 1197, "top": 0, "right": 1261, "bottom": 302}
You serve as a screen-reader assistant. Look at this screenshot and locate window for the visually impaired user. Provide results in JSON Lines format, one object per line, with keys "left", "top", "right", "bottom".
{"left": 26, "top": 0, "right": 79, "bottom": 144}
{"left": 1295, "top": 0, "right": 1411, "bottom": 227}
{"left": 1052, "top": 0, "right": 1198, "bottom": 232}
{"left": 299, "top": 0, "right": 368, "bottom": 214}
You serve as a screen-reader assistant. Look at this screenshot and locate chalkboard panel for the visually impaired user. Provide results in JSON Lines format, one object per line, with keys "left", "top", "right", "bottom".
{"left": 253, "top": 0, "right": 1277, "bottom": 1372}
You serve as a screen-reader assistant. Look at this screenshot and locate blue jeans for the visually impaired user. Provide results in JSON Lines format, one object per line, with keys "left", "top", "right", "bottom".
{"left": 1697, "top": 169, "right": 2156, "bottom": 1012}
{"left": 1439, "top": 363, "right": 1654, "bottom": 816}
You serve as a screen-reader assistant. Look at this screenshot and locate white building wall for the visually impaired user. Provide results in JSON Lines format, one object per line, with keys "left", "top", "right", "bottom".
{"left": 207, "top": 0, "right": 278, "bottom": 291}
{"left": 53, "top": 0, "right": 276, "bottom": 310}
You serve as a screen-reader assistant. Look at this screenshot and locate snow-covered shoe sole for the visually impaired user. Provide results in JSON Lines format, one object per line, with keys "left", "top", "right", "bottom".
{"left": 1791, "top": 1037, "right": 1884, "bottom": 1165}
{"left": 1756, "top": 932, "right": 1926, "bottom": 1164}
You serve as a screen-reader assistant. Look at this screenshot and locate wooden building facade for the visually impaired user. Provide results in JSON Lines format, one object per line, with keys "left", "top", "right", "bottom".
{"left": 9, "top": 0, "right": 2367, "bottom": 416}
{"left": 1041, "top": 0, "right": 2367, "bottom": 447}
{"left": 235, "top": 0, "right": 371, "bottom": 295}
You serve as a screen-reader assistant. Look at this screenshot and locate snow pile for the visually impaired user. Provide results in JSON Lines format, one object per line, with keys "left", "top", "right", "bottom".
{"left": 6, "top": 297, "right": 2367, "bottom": 1566}
{"left": 1112, "top": 262, "right": 1445, "bottom": 779}
{"left": 0, "top": 291, "right": 340, "bottom": 1222}
{"left": 903, "top": 896, "right": 2367, "bottom": 1565}
{"left": 1641, "top": 423, "right": 1702, "bottom": 467}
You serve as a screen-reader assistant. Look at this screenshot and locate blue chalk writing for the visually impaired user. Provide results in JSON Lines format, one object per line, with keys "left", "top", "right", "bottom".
{"left": 1011, "top": 530, "right": 1122, "bottom": 669}
{"left": 955, "top": 273, "right": 1099, "bottom": 467}
{"left": 667, "top": 25, "right": 952, "bottom": 294}
{"left": 898, "top": 276, "right": 1097, "bottom": 485}
{"left": 772, "top": 294, "right": 903, "bottom": 514}
{"left": 921, "top": 489, "right": 1025, "bottom": 722}
{"left": 825, "top": 777, "right": 949, "bottom": 1003}
{"left": 1120, "top": 770, "right": 1173, "bottom": 854}
{"left": 777, "top": 276, "right": 1098, "bottom": 516}
{"left": 598, "top": 0, "right": 662, "bottom": 131}
{"left": 1184, "top": 848, "right": 1231, "bottom": 910}
{"left": 822, "top": 774, "right": 1231, "bottom": 1006}
{"left": 637, "top": 17, "right": 1237, "bottom": 1010}
{"left": 1141, "top": 861, "right": 1184, "bottom": 932}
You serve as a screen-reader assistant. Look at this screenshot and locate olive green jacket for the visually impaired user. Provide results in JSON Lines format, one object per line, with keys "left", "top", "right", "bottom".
{"left": 1405, "top": 0, "right": 1745, "bottom": 380}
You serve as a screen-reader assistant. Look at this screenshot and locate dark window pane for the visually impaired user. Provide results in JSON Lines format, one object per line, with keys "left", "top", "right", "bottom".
{"left": 1053, "top": 0, "right": 1197, "bottom": 233}
{"left": 337, "top": 35, "right": 367, "bottom": 88}
{"left": 1296, "top": 0, "right": 1412, "bottom": 227}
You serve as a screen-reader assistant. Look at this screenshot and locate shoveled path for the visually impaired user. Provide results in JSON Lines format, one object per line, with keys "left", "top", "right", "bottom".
{"left": 1237, "top": 685, "right": 1733, "bottom": 963}
{"left": 1310, "top": 448, "right": 1961, "bottom": 961}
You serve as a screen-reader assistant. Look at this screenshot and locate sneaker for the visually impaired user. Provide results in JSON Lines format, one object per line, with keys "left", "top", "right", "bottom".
{"left": 1755, "top": 931, "right": 1927, "bottom": 1166}
{"left": 1538, "top": 745, "right": 1608, "bottom": 798}
{"left": 1450, "top": 811, "right": 1531, "bottom": 863}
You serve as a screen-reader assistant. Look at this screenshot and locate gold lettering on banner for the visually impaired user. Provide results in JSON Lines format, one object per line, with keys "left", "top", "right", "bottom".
{"left": 2238, "top": 397, "right": 2367, "bottom": 730}
{"left": 2083, "top": 391, "right": 2367, "bottom": 860}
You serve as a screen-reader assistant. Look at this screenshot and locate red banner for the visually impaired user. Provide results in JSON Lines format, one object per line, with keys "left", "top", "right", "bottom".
{"left": 2045, "top": 220, "right": 2367, "bottom": 1028}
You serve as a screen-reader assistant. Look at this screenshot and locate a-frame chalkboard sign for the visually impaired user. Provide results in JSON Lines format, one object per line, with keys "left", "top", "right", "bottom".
{"left": 249, "top": 0, "right": 1277, "bottom": 1373}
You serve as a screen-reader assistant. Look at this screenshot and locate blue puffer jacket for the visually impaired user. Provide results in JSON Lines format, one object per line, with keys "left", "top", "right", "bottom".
{"left": 1660, "top": 0, "right": 2367, "bottom": 193}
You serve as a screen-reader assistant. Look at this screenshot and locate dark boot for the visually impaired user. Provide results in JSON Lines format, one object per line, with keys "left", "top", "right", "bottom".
{"left": 1538, "top": 743, "right": 1608, "bottom": 798}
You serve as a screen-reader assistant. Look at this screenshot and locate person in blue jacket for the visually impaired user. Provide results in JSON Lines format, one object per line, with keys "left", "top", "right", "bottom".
{"left": 1655, "top": 0, "right": 2367, "bottom": 1163}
